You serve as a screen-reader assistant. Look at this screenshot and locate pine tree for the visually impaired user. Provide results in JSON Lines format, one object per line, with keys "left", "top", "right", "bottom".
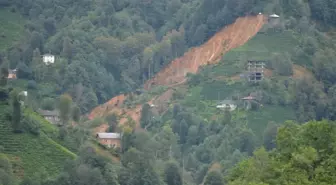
{"left": 204, "top": 171, "right": 224, "bottom": 185}
{"left": 59, "top": 94, "right": 73, "bottom": 125}
{"left": 164, "top": 161, "right": 182, "bottom": 185}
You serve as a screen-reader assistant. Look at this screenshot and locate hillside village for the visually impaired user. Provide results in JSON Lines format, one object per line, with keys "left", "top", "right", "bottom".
{"left": 1, "top": 0, "right": 336, "bottom": 185}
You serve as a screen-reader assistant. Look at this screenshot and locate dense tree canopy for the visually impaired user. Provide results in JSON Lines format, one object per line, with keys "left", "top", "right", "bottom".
{"left": 0, "top": 0, "right": 336, "bottom": 185}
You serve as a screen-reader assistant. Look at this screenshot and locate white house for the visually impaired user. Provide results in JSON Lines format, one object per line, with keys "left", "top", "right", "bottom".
{"left": 42, "top": 54, "right": 55, "bottom": 65}
{"left": 269, "top": 14, "right": 280, "bottom": 18}
{"left": 216, "top": 100, "right": 237, "bottom": 111}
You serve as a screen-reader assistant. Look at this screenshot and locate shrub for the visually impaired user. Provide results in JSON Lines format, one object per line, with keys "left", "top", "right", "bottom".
{"left": 270, "top": 53, "right": 293, "bottom": 76}
{"left": 58, "top": 127, "right": 68, "bottom": 140}
{"left": 22, "top": 114, "right": 41, "bottom": 135}
{"left": 16, "top": 62, "right": 32, "bottom": 79}
{"left": 27, "top": 80, "right": 37, "bottom": 89}
{"left": 41, "top": 97, "right": 55, "bottom": 111}
{"left": 0, "top": 87, "right": 8, "bottom": 101}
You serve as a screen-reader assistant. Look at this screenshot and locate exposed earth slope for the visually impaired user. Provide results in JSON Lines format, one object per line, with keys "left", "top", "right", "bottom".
{"left": 144, "top": 15, "right": 266, "bottom": 89}
{"left": 89, "top": 15, "right": 267, "bottom": 128}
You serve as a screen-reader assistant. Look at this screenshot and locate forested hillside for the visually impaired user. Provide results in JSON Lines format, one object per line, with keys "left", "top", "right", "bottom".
{"left": 1, "top": 0, "right": 336, "bottom": 185}
{"left": 0, "top": 0, "right": 268, "bottom": 112}
{"left": 1, "top": 0, "right": 335, "bottom": 111}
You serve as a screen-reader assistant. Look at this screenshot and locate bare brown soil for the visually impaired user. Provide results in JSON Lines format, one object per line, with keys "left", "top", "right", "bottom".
{"left": 144, "top": 15, "right": 266, "bottom": 89}
{"left": 89, "top": 15, "right": 267, "bottom": 130}
{"left": 292, "top": 64, "right": 313, "bottom": 79}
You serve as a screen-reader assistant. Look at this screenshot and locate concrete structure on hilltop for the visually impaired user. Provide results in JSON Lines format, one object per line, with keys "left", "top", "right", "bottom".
{"left": 247, "top": 60, "right": 265, "bottom": 83}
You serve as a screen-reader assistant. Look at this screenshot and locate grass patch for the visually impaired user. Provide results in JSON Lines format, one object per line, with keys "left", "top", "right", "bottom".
{"left": 0, "top": 103, "right": 76, "bottom": 178}
{"left": 24, "top": 108, "right": 59, "bottom": 138}
{"left": 200, "top": 81, "right": 252, "bottom": 101}
{"left": 0, "top": 8, "right": 25, "bottom": 51}
{"left": 223, "top": 30, "right": 300, "bottom": 62}
{"left": 246, "top": 105, "right": 296, "bottom": 139}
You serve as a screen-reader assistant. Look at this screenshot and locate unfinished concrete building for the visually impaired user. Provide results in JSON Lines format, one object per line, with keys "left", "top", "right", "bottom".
{"left": 247, "top": 60, "right": 265, "bottom": 82}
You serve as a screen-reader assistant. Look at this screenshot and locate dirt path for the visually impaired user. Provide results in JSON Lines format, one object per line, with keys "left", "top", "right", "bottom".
{"left": 89, "top": 15, "right": 267, "bottom": 129}
{"left": 292, "top": 64, "right": 313, "bottom": 79}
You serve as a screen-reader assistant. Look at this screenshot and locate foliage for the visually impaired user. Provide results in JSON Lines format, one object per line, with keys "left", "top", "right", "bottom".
{"left": 71, "top": 105, "right": 81, "bottom": 122}
{"left": 0, "top": 67, "right": 8, "bottom": 87}
{"left": 9, "top": 89, "right": 22, "bottom": 132}
{"left": 0, "top": 0, "right": 336, "bottom": 185}
{"left": 164, "top": 161, "right": 182, "bottom": 185}
{"left": 140, "top": 103, "right": 152, "bottom": 129}
{"left": 204, "top": 171, "right": 224, "bottom": 185}
{"left": 227, "top": 120, "right": 336, "bottom": 185}
{"left": 270, "top": 53, "right": 293, "bottom": 76}
{"left": 58, "top": 94, "right": 72, "bottom": 125}
{"left": 41, "top": 97, "right": 55, "bottom": 111}
{"left": 106, "top": 113, "right": 118, "bottom": 132}
{"left": 0, "top": 103, "right": 76, "bottom": 179}
{"left": 46, "top": 146, "right": 119, "bottom": 185}
{"left": 0, "top": 153, "right": 15, "bottom": 185}
{"left": 0, "top": 8, "right": 24, "bottom": 52}
{"left": 22, "top": 113, "right": 41, "bottom": 135}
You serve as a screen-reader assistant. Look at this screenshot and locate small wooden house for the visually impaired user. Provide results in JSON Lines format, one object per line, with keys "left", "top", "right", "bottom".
{"left": 38, "top": 109, "right": 60, "bottom": 125}
{"left": 96, "top": 133, "right": 121, "bottom": 148}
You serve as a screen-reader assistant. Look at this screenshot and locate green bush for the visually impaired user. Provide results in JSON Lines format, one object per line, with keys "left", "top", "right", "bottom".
{"left": 27, "top": 80, "right": 37, "bottom": 89}
{"left": 22, "top": 114, "right": 41, "bottom": 135}
{"left": 0, "top": 87, "right": 9, "bottom": 101}
{"left": 41, "top": 97, "right": 55, "bottom": 111}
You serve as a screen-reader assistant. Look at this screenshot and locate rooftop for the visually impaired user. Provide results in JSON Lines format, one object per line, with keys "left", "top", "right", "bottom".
{"left": 269, "top": 14, "right": 280, "bottom": 18}
{"left": 242, "top": 96, "right": 255, "bottom": 100}
{"left": 37, "top": 109, "right": 59, "bottom": 117}
{"left": 218, "top": 100, "right": 236, "bottom": 105}
{"left": 8, "top": 69, "right": 17, "bottom": 73}
{"left": 96, "top": 133, "right": 121, "bottom": 139}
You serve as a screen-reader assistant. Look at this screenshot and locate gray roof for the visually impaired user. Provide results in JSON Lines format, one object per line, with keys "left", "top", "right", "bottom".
{"left": 8, "top": 69, "right": 17, "bottom": 73}
{"left": 218, "top": 100, "right": 236, "bottom": 105}
{"left": 97, "top": 133, "right": 121, "bottom": 139}
{"left": 269, "top": 14, "right": 280, "bottom": 18}
{"left": 38, "top": 109, "right": 59, "bottom": 117}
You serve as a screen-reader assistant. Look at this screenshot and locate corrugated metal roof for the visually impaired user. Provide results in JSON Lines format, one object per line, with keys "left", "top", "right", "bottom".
{"left": 269, "top": 14, "right": 280, "bottom": 18}
{"left": 218, "top": 100, "right": 236, "bottom": 105}
{"left": 97, "top": 133, "right": 121, "bottom": 139}
{"left": 38, "top": 109, "right": 59, "bottom": 116}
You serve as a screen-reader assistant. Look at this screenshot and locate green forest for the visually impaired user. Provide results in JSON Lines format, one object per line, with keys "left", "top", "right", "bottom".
{"left": 0, "top": 0, "right": 336, "bottom": 185}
